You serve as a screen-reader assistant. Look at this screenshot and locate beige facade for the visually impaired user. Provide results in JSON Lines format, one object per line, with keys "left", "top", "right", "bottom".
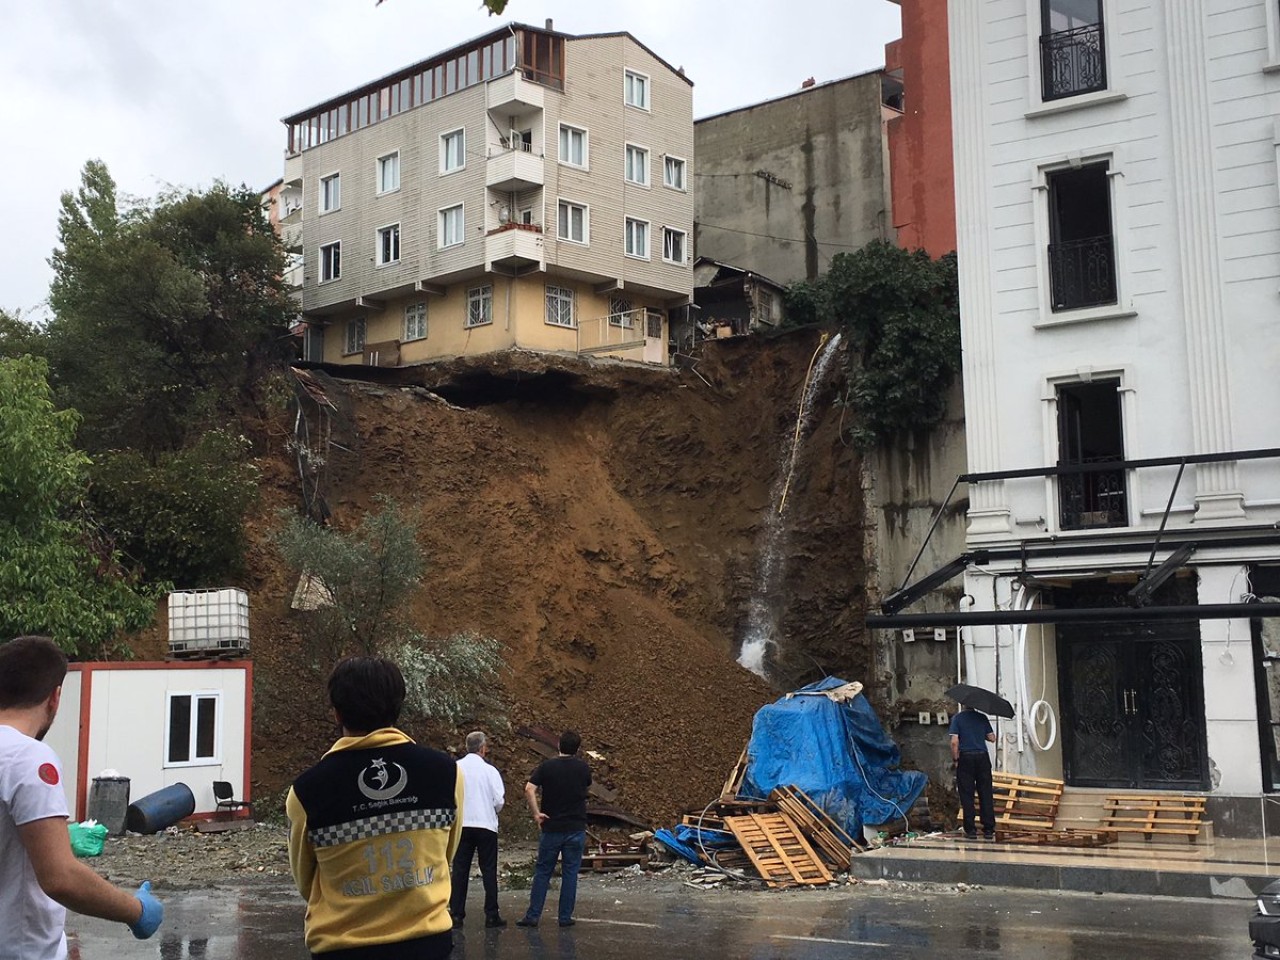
{"left": 280, "top": 26, "right": 694, "bottom": 368}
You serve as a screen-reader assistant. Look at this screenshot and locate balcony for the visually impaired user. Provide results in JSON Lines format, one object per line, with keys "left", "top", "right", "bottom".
{"left": 487, "top": 71, "right": 544, "bottom": 112}
{"left": 1058, "top": 460, "right": 1127, "bottom": 530}
{"left": 1048, "top": 234, "right": 1116, "bottom": 311}
{"left": 486, "top": 145, "right": 544, "bottom": 192}
{"left": 1040, "top": 23, "right": 1107, "bottom": 101}
{"left": 486, "top": 222, "right": 544, "bottom": 274}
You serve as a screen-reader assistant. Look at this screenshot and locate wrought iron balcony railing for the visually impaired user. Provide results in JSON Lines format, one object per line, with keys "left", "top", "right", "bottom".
{"left": 1058, "top": 458, "right": 1127, "bottom": 530}
{"left": 1049, "top": 234, "right": 1117, "bottom": 311}
{"left": 1040, "top": 22, "right": 1107, "bottom": 101}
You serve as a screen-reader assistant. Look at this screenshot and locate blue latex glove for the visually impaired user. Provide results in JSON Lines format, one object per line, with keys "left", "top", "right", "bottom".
{"left": 129, "top": 881, "right": 163, "bottom": 939}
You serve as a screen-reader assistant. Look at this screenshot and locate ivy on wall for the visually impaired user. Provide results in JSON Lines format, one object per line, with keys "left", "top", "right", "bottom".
{"left": 785, "top": 241, "right": 961, "bottom": 448}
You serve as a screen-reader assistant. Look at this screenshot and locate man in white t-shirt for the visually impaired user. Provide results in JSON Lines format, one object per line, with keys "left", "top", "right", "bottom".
{"left": 0, "top": 636, "right": 164, "bottom": 960}
{"left": 449, "top": 730, "right": 506, "bottom": 929}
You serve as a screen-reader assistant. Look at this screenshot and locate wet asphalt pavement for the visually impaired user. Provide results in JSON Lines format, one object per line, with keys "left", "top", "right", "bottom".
{"left": 66, "top": 878, "right": 1254, "bottom": 959}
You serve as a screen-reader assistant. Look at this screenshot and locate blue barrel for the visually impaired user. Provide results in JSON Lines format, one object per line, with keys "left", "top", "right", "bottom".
{"left": 125, "top": 783, "right": 195, "bottom": 834}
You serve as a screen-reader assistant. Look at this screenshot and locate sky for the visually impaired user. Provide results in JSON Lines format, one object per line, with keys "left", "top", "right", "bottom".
{"left": 0, "top": 0, "right": 900, "bottom": 318}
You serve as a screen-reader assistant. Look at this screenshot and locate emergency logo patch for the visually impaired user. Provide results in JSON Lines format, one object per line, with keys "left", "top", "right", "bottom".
{"left": 357, "top": 757, "right": 407, "bottom": 802}
{"left": 38, "top": 763, "right": 59, "bottom": 786}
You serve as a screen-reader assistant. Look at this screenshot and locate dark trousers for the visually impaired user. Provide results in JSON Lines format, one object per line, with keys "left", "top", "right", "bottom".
{"left": 957, "top": 750, "right": 996, "bottom": 837}
{"left": 449, "top": 827, "right": 500, "bottom": 920}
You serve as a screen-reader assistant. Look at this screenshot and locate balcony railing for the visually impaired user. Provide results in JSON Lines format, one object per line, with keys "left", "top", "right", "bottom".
{"left": 1040, "top": 23, "right": 1107, "bottom": 101}
{"left": 1048, "top": 234, "right": 1117, "bottom": 311}
{"left": 1059, "top": 458, "right": 1127, "bottom": 530}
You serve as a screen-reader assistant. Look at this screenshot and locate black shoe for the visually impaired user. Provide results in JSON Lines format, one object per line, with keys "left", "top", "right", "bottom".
{"left": 984, "top": 834, "right": 996, "bottom": 841}
{"left": 964, "top": 833, "right": 978, "bottom": 840}
{"left": 451, "top": 916, "right": 463, "bottom": 930}
{"left": 486, "top": 916, "right": 507, "bottom": 928}
{"left": 559, "top": 919, "right": 575, "bottom": 927}
{"left": 516, "top": 918, "right": 538, "bottom": 928}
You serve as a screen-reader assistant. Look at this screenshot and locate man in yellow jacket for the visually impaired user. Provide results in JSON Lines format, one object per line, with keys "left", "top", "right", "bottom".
{"left": 288, "top": 656, "right": 462, "bottom": 960}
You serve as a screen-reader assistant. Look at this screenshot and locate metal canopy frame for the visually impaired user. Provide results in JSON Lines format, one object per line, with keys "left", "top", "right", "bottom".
{"left": 872, "top": 447, "right": 1280, "bottom": 628}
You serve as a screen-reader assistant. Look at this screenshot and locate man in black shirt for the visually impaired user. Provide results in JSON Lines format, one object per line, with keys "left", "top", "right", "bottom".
{"left": 515, "top": 730, "right": 592, "bottom": 928}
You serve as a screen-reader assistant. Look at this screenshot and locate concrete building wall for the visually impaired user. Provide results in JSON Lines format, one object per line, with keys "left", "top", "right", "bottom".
{"left": 694, "top": 72, "right": 891, "bottom": 284}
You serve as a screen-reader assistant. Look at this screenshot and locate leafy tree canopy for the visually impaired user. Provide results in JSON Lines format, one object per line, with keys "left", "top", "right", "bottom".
{"left": 87, "top": 430, "right": 260, "bottom": 588}
{"left": 0, "top": 308, "right": 45, "bottom": 362}
{"left": 786, "top": 240, "right": 961, "bottom": 447}
{"left": 46, "top": 160, "right": 293, "bottom": 454}
{"left": 0, "top": 356, "right": 158, "bottom": 656}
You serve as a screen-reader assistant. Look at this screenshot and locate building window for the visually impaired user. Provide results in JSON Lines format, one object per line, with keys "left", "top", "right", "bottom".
{"left": 624, "top": 69, "right": 650, "bottom": 109}
{"left": 320, "top": 241, "right": 341, "bottom": 282}
{"left": 645, "top": 308, "right": 663, "bottom": 340}
{"left": 1040, "top": 0, "right": 1106, "bottom": 101}
{"left": 441, "top": 128, "right": 466, "bottom": 173}
{"left": 377, "top": 152, "right": 400, "bottom": 194}
{"left": 1056, "top": 379, "right": 1126, "bottom": 530}
{"left": 557, "top": 200, "right": 588, "bottom": 244}
{"left": 662, "top": 227, "right": 686, "bottom": 264}
{"left": 466, "top": 285, "right": 493, "bottom": 328}
{"left": 165, "top": 692, "right": 219, "bottom": 766}
{"left": 663, "top": 156, "right": 687, "bottom": 191}
{"left": 320, "top": 173, "right": 341, "bottom": 213}
{"left": 624, "top": 217, "right": 649, "bottom": 259}
{"left": 625, "top": 144, "right": 649, "bottom": 186}
{"left": 609, "top": 296, "right": 633, "bottom": 328}
{"left": 545, "top": 284, "right": 575, "bottom": 327}
{"left": 344, "top": 317, "right": 366, "bottom": 355}
{"left": 404, "top": 302, "right": 427, "bottom": 341}
{"left": 559, "top": 124, "right": 588, "bottom": 167}
{"left": 439, "top": 204, "right": 464, "bottom": 248}
{"left": 376, "top": 223, "right": 400, "bottom": 266}
{"left": 1046, "top": 161, "right": 1116, "bottom": 311}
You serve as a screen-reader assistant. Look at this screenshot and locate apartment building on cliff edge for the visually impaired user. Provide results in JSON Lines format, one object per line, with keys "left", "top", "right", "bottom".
{"left": 280, "top": 23, "right": 694, "bottom": 368}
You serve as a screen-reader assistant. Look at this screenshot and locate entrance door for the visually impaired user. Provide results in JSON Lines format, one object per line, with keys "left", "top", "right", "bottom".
{"left": 1059, "top": 621, "right": 1208, "bottom": 789}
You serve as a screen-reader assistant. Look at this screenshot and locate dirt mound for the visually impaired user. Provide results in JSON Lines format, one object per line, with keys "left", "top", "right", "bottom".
{"left": 238, "top": 332, "right": 869, "bottom": 825}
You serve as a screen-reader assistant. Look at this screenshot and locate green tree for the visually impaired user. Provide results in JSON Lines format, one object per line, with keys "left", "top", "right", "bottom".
{"left": 0, "top": 356, "right": 158, "bottom": 656}
{"left": 87, "top": 430, "right": 260, "bottom": 587}
{"left": 786, "top": 240, "right": 961, "bottom": 447}
{"left": 275, "top": 498, "right": 504, "bottom": 727}
{"left": 46, "top": 160, "right": 293, "bottom": 454}
{"left": 0, "top": 308, "right": 45, "bottom": 361}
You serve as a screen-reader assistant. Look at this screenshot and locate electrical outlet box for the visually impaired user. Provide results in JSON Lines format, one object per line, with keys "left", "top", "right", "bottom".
{"left": 918, "top": 711, "right": 931, "bottom": 725}
{"left": 903, "top": 628, "right": 916, "bottom": 643}
{"left": 936, "top": 711, "right": 949, "bottom": 725}
{"left": 934, "top": 627, "right": 947, "bottom": 643}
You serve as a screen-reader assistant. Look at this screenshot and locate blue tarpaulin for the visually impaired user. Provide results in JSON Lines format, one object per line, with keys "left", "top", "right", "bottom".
{"left": 740, "top": 677, "right": 927, "bottom": 839}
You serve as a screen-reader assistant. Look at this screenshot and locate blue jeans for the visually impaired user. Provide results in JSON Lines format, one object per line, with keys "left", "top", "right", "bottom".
{"left": 523, "top": 829, "right": 586, "bottom": 924}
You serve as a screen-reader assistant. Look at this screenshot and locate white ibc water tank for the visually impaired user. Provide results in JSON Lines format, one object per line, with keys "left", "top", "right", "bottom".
{"left": 167, "top": 588, "right": 250, "bottom": 655}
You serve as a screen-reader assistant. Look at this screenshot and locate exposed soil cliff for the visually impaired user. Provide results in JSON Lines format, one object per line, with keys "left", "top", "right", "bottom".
{"left": 144, "top": 331, "right": 872, "bottom": 824}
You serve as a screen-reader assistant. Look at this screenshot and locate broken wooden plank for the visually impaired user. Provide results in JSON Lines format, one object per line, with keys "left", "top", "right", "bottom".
{"left": 769, "top": 785, "right": 856, "bottom": 871}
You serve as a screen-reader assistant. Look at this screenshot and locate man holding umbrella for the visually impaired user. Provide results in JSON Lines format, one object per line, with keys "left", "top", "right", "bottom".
{"left": 946, "top": 684, "right": 1007, "bottom": 841}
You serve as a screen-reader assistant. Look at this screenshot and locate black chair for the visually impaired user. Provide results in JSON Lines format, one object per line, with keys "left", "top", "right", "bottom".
{"left": 212, "top": 781, "right": 252, "bottom": 820}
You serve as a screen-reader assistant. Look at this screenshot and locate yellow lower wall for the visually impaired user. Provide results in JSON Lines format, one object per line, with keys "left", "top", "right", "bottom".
{"left": 318, "top": 273, "right": 668, "bottom": 366}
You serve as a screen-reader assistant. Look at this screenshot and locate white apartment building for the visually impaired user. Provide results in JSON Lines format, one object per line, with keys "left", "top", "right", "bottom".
{"left": 280, "top": 24, "right": 694, "bottom": 368}
{"left": 881, "top": 1, "right": 1280, "bottom": 830}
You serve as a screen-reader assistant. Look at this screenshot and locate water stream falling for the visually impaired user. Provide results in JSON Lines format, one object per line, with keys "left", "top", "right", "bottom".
{"left": 738, "top": 332, "right": 844, "bottom": 677}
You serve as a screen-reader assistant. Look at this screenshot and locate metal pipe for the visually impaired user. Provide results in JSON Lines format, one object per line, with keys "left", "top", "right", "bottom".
{"left": 960, "top": 446, "right": 1279, "bottom": 484}
{"left": 867, "top": 602, "right": 1280, "bottom": 629}
{"left": 896, "top": 474, "right": 962, "bottom": 593}
{"left": 1139, "top": 459, "right": 1188, "bottom": 582}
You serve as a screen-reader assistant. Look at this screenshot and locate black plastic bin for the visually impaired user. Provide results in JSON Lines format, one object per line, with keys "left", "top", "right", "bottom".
{"left": 87, "top": 776, "right": 131, "bottom": 836}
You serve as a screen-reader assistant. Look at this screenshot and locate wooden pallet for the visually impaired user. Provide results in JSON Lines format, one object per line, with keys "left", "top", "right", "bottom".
{"left": 721, "top": 746, "right": 749, "bottom": 799}
{"left": 1100, "top": 794, "right": 1206, "bottom": 842}
{"left": 769, "top": 786, "right": 857, "bottom": 871}
{"left": 958, "top": 772, "right": 1064, "bottom": 837}
{"left": 582, "top": 851, "right": 648, "bottom": 872}
{"left": 997, "top": 828, "right": 1117, "bottom": 848}
{"left": 723, "top": 813, "right": 832, "bottom": 887}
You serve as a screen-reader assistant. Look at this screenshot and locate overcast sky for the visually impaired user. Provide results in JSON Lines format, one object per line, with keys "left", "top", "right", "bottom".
{"left": 0, "top": 0, "right": 900, "bottom": 318}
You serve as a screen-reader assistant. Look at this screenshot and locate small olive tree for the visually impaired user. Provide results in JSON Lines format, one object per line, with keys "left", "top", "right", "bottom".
{"left": 275, "top": 498, "right": 503, "bottom": 729}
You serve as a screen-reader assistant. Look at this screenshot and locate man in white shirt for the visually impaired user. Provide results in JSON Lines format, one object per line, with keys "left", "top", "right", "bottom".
{"left": 0, "top": 636, "right": 163, "bottom": 960}
{"left": 449, "top": 730, "right": 506, "bottom": 929}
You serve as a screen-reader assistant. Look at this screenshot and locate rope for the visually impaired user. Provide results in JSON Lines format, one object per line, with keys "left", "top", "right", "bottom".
{"left": 776, "top": 331, "right": 831, "bottom": 516}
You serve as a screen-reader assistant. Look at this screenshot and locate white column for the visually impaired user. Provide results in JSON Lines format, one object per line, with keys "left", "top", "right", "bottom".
{"left": 1197, "top": 565, "right": 1261, "bottom": 793}
{"left": 1163, "top": 1, "right": 1246, "bottom": 520}
{"left": 949, "top": 0, "right": 1011, "bottom": 538}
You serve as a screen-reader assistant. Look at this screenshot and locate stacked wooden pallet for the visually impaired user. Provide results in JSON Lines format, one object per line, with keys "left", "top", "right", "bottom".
{"left": 1100, "top": 794, "right": 1206, "bottom": 842}
{"left": 959, "top": 772, "right": 1116, "bottom": 847}
{"left": 770, "top": 785, "right": 858, "bottom": 871}
{"left": 723, "top": 812, "right": 832, "bottom": 887}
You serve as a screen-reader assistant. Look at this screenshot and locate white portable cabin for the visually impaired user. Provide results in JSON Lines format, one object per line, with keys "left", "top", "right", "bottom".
{"left": 44, "top": 660, "right": 252, "bottom": 821}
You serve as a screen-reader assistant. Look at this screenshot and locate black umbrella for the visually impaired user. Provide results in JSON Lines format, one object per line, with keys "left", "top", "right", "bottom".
{"left": 945, "top": 683, "right": 1015, "bottom": 719}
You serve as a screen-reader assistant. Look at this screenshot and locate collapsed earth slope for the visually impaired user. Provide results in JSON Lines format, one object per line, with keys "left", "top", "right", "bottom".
{"left": 233, "top": 331, "right": 869, "bottom": 824}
